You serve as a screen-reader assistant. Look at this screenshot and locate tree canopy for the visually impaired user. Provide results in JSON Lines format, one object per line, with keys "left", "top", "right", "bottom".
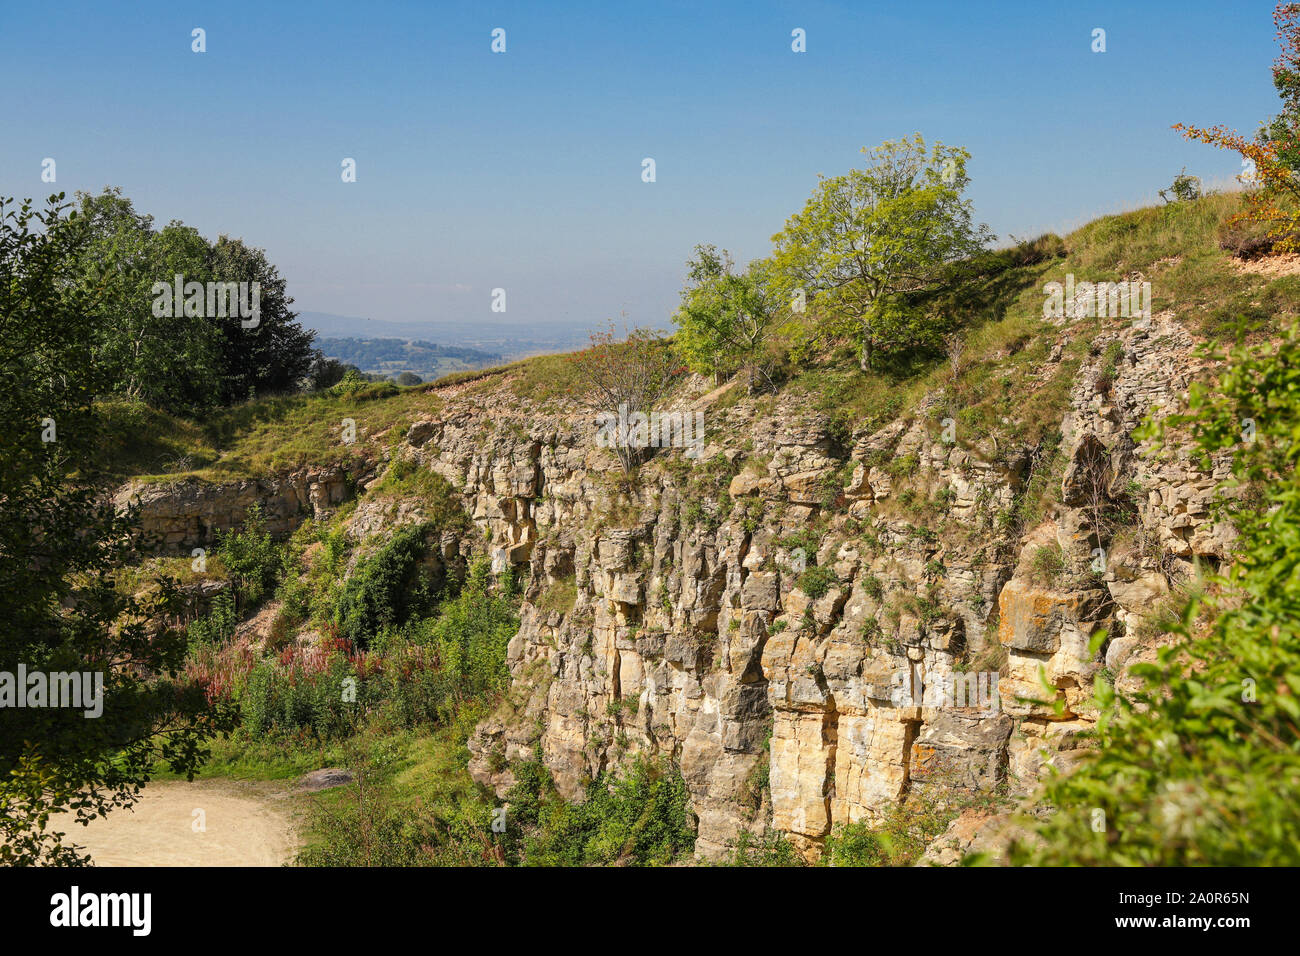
{"left": 674, "top": 245, "right": 782, "bottom": 392}
{"left": 0, "top": 195, "right": 236, "bottom": 864}
{"left": 70, "top": 187, "right": 317, "bottom": 415}
{"left": 771, "top": 134, "right": 991, "bottom": 370}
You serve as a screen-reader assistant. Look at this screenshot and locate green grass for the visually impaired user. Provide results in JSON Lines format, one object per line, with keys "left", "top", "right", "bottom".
{"left": 150, "top": 729, "right": 352, "bottom": 781}
{"left": 800, "top": 193, "right": 1292, "bottom": 457}
{"left": 93, "top": 384, "right": 447, "bottom": 484}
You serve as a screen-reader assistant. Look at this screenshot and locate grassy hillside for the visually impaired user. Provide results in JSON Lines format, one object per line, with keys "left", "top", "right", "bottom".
{"left": 97, "top": 192, "right": 1295, "bottom": 490}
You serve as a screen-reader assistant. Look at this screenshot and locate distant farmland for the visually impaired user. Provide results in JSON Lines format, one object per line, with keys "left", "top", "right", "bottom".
{"left": 316, "top": 337, "right": 503, "bottom": 382}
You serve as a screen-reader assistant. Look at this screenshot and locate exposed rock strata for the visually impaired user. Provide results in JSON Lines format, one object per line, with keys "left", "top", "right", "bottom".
{"left": 119, "top": 315, "right": 1231, "bottom": 861}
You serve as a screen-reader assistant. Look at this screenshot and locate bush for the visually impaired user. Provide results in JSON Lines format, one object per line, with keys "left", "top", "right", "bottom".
{"left": 329, "top": 369, "right": 369, "bottom": 396}
{"left": 421, "top": 558, "right": 519, "bottom": 703}
{"left": 216, "top": 505, "right": 283, "bottom": 605}
{"left": 727, "top": 829, "right": 802, "bottom": 866}
{"left": 187, "top": 589, "right": 237, "bottom": 646}
{"left": 296, "top": 737, "right": 445, "bottom": 866}
{"left": 1018, "top": 323, "right": 1300, "bottom": 865}
{"left": 241, "top": 655, "right": 361, "bottom": 740}
{"left": 822, "top": 794, "right": 964, "bottom": 866}
{"left": 333, "top": 524, "right": 439, "bottom": 649}
{"left": 798, "top": 564, "right": 838, "bottom": 600}
{"left": 1158, "top": 168, "right": 1202, "bottom": 204}
{"left": 509, "top": 755, "right": 696, "bottom": 866}
{"left": 1217, "top": 216, "right": 1283, "bottom": 260}
{"left": 1027, "top": 544, "right": 1066, "bottom": 586}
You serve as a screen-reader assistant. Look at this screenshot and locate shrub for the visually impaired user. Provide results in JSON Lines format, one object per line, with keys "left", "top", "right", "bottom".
{"left": 509, "top": 755, "right": 696, "bottom": 866}
{"left": 187, "top": 590, "right": 237, "bottom": 646}
{"left": 797, "top": 564, "right": 838, "bottom": 600}
{"left": 240, "top": 655, "right": 361, "bottom": 740}
{"left": 420, "top": 558, "right": 520, "bottom": 704}
{"left": 821, "top": 792, "right": 966, "bottom": 866}
{"left": 728, "top": 830, "right": 802, "bottom": 866}
{"left": 1027, "top": 544, "right": 1066, "bottom": 587}
{"left": 1158, "top": 168, "right": 1202, "bottom": 204}
{"left": 329, "top": 369, "right": 369, "bottom": 396}
{"left": 216, "top": 504, "right": 282, "bottom": 605}
{"left": 333, "top": 524, "right": 439, "bottom": 649}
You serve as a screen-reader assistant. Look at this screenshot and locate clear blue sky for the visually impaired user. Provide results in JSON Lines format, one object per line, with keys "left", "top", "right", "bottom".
{"left": 0, "top": 0, "right": 1282, "bottom": 333}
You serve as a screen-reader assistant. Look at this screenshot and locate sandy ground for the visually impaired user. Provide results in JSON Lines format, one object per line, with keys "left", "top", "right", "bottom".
{"left": 68, "top": 779, "right": 302, "bottom": 867}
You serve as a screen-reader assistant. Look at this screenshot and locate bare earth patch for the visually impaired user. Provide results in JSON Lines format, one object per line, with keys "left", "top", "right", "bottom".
{"left": 1232, "top": 252, "right": 1300, "bottom": 278}
{"left": 68, "top": 779, "right": 302, "bottom": 867}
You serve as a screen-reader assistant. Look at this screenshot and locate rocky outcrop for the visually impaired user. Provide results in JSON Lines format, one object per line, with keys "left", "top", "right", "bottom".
{"left": 114, "top": 465, "right": 366, "bottom": 552}
{"left": 456, "top": 312, "right": 1232, "bottom": 862}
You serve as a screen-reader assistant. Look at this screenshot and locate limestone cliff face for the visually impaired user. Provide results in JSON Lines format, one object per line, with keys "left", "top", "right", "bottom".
{"left": 114, "top": 465, "right": 364, "bottom": 551}
{"left": 118, "top": 316, "right": 1234, "bottom": 861}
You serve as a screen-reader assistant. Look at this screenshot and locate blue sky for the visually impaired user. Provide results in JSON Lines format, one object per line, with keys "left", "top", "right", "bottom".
{"left": 0, "top": 0, "right": 1282, "bottom": 333}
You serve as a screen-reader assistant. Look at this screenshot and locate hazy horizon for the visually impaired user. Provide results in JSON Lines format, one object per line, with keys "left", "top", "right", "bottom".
{"left": 1, "top": 0, "right": 1280, "bottom": 337}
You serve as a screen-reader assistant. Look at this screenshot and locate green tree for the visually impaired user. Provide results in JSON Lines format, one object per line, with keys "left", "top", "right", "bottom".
{"left": 207, "top": 235, "right": 316, "bottom": 403}
{"left": 74, "top": 188, "right": 223, "bottom": 414}
{"left": 307, "top": 355, "right": 354, "bottom": 390}
{"left": 70, "top": 188, "right": 316, "bottom": 413}
{"left": 771, "top": 134, "right": 991, "bottom": 370}
{"left": 673, "top": 245, "right": 781, "bottom": 392}
{"left": 0, "top": 195, "right": 235, "bottom": 865}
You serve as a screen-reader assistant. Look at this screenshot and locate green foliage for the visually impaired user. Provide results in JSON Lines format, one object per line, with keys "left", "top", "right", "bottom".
{"left": 1264, "top": 2, "right": 1300, "bottom": 172}
{"left": 1027, "top": 543, "right": 1067, "bottom": 587}
{"left": 215, "top": 504, "right": 283, "bottom": 605}
{"left": 797, "top": 564, "right": 838, "bottom": 600}
{"left": 333, "top": 524, "right": 439, "bottom": 649}
{"left": 0, "top": 194, "right": 235, "bottom": 864}
{"left": 1018, "top": 322, "right": 1300, "bottom": 865}
{"left": 822, "top": 804, "right": 951, "bottom": 867}
{"left": 241, "top": 656, "right": 361, "bottom": 740}
{"left": 233, "top": 564, "right": 520, "bottom": 743}
{"left": 1158, "top": 167, "right": 1202, "bottom": 204}
{"left": 420, "top": 558, "right": 520, "bottom": 703}
{"left": 296, "top": 733, "right": 447, "bottom": 866}
{"left": 330, "top": 368, "right": 371, "bottom": 396}
{"left": 771, "top": 133, "right": 992, "bottom": 370}
{"left": 727, "top": 829, "right": 803, "bottom": 866}
{"left": 69, "top": 188, "right": 315, "bottom": 415}
{"left": 674, "top": 245, "right": 782, "bottom": 391}
{"left": 187, "top": 590, "right": 237, "bottom": 646}
{"left": 508, "top": 755, "right": 696, "bottom": 866}
{"left": 367, "top": 462, "right": 468, "bottom": 533}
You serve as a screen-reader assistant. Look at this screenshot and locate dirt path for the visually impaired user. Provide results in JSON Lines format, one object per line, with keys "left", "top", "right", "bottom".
{"left": 70, "top": 779, "right": 302, "bottom": 867}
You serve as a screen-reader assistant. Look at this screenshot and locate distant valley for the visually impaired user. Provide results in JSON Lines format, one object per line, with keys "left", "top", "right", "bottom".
{"left": 299, "top": 311, "right": 591, "bottom": 366}
{"left": 315, "top": 336, "right": 503, "bottom": 383}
